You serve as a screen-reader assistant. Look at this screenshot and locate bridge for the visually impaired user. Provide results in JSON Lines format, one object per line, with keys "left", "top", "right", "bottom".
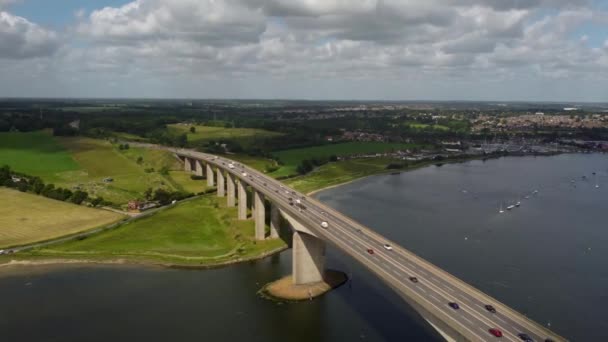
{"left": 175, "top": 148, "right": 565, "bottom": 342}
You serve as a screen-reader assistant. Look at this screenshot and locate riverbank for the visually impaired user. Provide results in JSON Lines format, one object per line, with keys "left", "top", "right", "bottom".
{"left": 1, "top": 195, "right": 288, "bottom": 269}
{"left": 259, "top": 270, "right": 348, "bottom": 302}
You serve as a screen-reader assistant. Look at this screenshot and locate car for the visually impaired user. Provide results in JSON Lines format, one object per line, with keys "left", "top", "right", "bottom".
{"left": 321, "top": 211, "right": 327, "bottom": 216}
{"left": 485, "top": 304, "right": 497, "bottom": 313}
{"left": 517, "top": 333, "right": 534, "bottom": 341}
{"left": 0, "top": 249, "right": 5, "bottom": 255}
{"left": 228, "top": 164, "right": 234, "bottom": 169}
{"left": 242, "top": 172, "right": 248, "bottom": 177}
{"left": 489, "top": 328, "right": 503, "bottom": 337}
{"left": 409, "top": 276, "right": 418, "bottom": 283}
{"left": 448, "top": 302, "right": 460, "bottom": 310}
{"left": 356, "top": 228, "right": 362, "bottom": 233}
{"left": 263, "top": 182, "right": 267, "bottom": 186}
{"left": 275, "top": 190, "right": 279, "bottom": 193}
{"left": 383, "top": 244, "right": 393, "bottom": 251}
{"left": 366, "top": 248, "right": 374, "bottom": 255}
{"left": 285, "top": 190, "right": 289, "bottom": 194}
{"left": 320, "top": 221, "right": 329, "bottom": 229}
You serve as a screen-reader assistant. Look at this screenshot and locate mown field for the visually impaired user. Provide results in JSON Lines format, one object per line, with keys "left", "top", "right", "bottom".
{"left": 0, "top": 188, "right": 125, "bottom": 248}
{"left": 0, "top": 131, "right": 208, "bottom": 204}
{"left": 22, "top": 195, "right": 285, "bottom": 265}
{"left": 168, "top": 124, "right": 283, "bottom": 148}
{"left": 273, "top": 142, "right": 422, "bottom": 175}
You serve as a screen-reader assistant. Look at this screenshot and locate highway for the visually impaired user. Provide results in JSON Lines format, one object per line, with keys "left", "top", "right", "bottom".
{"left": 176, "top": 148, "right": 565, "bottom": 342}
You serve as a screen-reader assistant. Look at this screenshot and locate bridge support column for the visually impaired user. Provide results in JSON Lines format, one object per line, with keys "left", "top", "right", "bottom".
{"left": 206, "top": 164, "right": 214, "bottom": 187}
{"left": 184, "top": 157, "right": 192, "bottom": 172}
{"left": 217, "top": 169, "right": 225, "bottom": 197}
{"left": 270, "top": 203, "right": 280, "bottom": 239}
{"left": 226, "top": 173, "right": 236, "bottom": 207}
{"left": 292, "top": 231, "right": 325, "bottom": 285}
{"left": 237, "top": 180, "right": 247, "bottom": 220}
{"left": 194, "top": 160, "right": 204, "bottom": 177}
{"left": 254, "top": 190, "right": 265, "bottom": 240}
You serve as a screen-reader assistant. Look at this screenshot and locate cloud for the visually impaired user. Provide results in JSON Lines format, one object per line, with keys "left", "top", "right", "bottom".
{"left": 0, "top": 11, "right": 60, "bottom": 59}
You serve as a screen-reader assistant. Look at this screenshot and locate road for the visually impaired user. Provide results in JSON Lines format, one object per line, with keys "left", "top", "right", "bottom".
{"left": 175, "top": 148, "right": 565, "bottom": 342}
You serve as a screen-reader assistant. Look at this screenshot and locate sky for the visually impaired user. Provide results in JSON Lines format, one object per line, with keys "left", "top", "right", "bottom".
{"left": 0, "top": 0, "right": 607, "bottom": 102}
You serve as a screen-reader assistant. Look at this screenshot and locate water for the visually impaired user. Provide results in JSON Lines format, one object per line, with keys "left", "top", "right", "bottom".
{"left": 1, "top": 154, "right": 606, "bottom": 341}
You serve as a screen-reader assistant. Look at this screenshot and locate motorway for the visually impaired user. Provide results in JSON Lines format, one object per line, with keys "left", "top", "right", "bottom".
{"left": 176, "top": 148, "right": 565, "bottom": 342}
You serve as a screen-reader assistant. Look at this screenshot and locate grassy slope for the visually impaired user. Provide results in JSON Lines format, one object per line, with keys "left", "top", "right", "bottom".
{"left": 0, "top": 188, "right": 124, "bottom": 248}
{"left": 273, "top": 142, "right": 422, "bottom": 175}
{"left": 24, "top": 196, "right": 285, "bottom": 265}
{"left": 0, "top": 130, "right": 81, "bottom": 181}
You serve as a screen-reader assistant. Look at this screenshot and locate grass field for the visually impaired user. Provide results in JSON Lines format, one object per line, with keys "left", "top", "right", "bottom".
{"left": 0, "top": 130, "right": 81, "bottom": 181}
{"left": 0, "top": 188, "right": 125, "bottom": 248}
{"left": 22, "top": 195, "right": 285, "bottom": 265}
{"left": 168, "top": 124, "right": 282, "bottom": 147}
{"left": 273, "top": 142, "right": 422, "bottom": 175}
{"left": 405, "top": 122, "right": 450, "bottom": 131}
{"left": 0, "top": 131, "right": 206, "bottom": 204}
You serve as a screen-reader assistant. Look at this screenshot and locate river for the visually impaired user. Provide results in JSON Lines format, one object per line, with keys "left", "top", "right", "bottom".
{"left": 1, "top": 154, "right": 606, "bottom": 341}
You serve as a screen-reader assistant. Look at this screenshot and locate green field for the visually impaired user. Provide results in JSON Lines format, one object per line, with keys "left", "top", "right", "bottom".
{"left": 0, "top": 188, "right": 125, "bottom": 248}
{"left": 0, "top": 130, "right": 81, "bottom": 181}
{"left": 0, "top": 131, "right": 208, "bottom": 204}
{"left": 21, "top": 195, "right": 285, "bottom": 265}
{"left": 168, "top": 124, "right": 282, "bottom": 147}
{"left": 405, "top": 122, "right": 450, "bottom": 131}
{"left": 273, "top": 142, "right": 422, "bottom": 175}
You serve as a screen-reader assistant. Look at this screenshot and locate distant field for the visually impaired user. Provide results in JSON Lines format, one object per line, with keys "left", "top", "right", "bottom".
{"left": 273, "top": 142, "right": 422, "bottom": 175}
{"left": 0, "top": 130, "right": 81, "bottom": 181}
{"left": 0, "top": 188, "right": 124, "bottom": 248}
{"left": 405, "top": 122, "right": 450, "bottom": 131}
{"left": 168, "top": 124, "right": 282, "bottom": 147}
{"left": 28, "top": 195, "right": 285, "bottom": 264}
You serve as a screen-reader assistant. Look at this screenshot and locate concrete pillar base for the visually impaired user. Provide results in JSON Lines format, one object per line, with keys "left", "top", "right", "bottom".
{"left": 292, "top": 231, "right": 325, "bottom": 285}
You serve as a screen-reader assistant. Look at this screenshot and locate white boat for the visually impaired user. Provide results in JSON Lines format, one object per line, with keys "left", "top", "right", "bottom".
{"left": 499, "top": 203, "right": 505, "bottom": 214}
{"left": 507, "top": 204, "right": 515, "bottom": 210}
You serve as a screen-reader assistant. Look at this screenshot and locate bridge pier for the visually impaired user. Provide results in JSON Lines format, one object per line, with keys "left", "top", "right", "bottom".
{"left": 292, "top": 231, "right": 325, "bottom": 285}
{"left": 206, "top": 164, "right": 214, "bottom": 187}
{"left": 237, "top": 180, "right": 247, "bottom": 220}
{"left": 184, "top": 157, "right": 192, "bottom": 172}
{"left": 217, "top": 169, "right": 225, "bottom": 197}
{"left": 270, "top": 203, "right": 280, "bottom": 239}
{"left": 226, "top": 172, "right": 235, "bottom": 207}
{"left": 254, "top": 190, "right": 265, "bottom": 240}
{"left": 195, "top": 160, "right": 204, "bottom": 177}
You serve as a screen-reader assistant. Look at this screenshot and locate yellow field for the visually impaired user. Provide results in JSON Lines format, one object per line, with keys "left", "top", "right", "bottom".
{"left": 0, "top": 188, "right": 125, "bottom": 248}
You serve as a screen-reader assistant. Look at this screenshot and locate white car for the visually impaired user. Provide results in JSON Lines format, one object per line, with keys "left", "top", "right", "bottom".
{"left": 228, "top": 163, "right": 234, "bottom": 169}
{"left": 242, "top": 172, "right": 248, "bottom": 177}
{"left": 320, "top": 221, "right": 329, "bottom": 229}
{"left": 383, "top": 244, "right": 393, "bottom": 251}
{"left": 0, "top": 249, "right": 5, "bottom": 255}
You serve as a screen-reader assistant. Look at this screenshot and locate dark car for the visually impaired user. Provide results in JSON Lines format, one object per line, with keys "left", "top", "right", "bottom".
{"left": 518, "top": 333, "right": 534, "bottom": 341}
{"left": 409, "top": 276, "right": 418, "bottom": 283}
{"left": 545, "top": 339, "right": 555, "bottom": 342}
{"left": 366, "top": 249, "right": 374, "bottom": 255}
{"left": 489, "top": 328, "right": 503, "bottom": 337}
{"left": 448, "top": 302, "right": 460, "bottom": 310}
{"left": 485, "top": 304, "right": 497, "bottom": 313}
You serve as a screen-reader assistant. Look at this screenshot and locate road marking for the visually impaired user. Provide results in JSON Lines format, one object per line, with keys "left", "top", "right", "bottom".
{"left": 429, "top": 294, "right": 440, "bottom": 302}
{"left": 461, "top": 316, "right": 473, "bottom": 325}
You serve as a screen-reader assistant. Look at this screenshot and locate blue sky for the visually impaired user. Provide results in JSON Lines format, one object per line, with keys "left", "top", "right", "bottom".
{"left": 0, "top": 0, "right": 607, "bottom": 101}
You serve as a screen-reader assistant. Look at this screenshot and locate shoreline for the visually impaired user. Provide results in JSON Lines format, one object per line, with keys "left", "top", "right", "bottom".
{"left": 306, "top": 151, "right": 564, "bottom": 196}
{"left": 0, "top": 245, "right": 288, "bottom": 272}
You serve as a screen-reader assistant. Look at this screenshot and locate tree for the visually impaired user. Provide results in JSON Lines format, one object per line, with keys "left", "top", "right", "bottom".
{"left": 71, "top": 190, "right": 89, "bottom": 205}
{"left": 90, "top": 197, "right": 104, "bottom": 207}
{"left": 136, "top": 156, "right": 143, "bottom": 165}
{"left": 144, "top": 187, "right": 153, "bottom": 200}
{"left": 153, "top": 188, "right": 172, "bottom": 205}
{"left": 190, "top": 126, "right": 196, "bottom": 133}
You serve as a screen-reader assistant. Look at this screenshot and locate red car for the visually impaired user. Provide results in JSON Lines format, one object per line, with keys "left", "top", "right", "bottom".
{"left": 367, "top": 248, "right": 374, "bottom": 255}
{"left": 489, "top": 328, "right": 503, "bottom": 337}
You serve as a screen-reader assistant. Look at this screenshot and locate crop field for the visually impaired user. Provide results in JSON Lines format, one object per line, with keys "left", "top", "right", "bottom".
{"left": 168, "top": 124, "right": 282, "bottom": 147}
{"left": 0, "top": 188, "right": 125, "bottom": 248}
{"left": 29, "top": 196, "right": 285, "bottom": 264}
{"left": 0, "top": 130, "right": 81, "bottom": 181}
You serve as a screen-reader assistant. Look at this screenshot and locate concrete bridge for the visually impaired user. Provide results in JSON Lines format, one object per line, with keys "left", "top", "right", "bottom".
{"left": 176, "top": 148, "right": 566, "bottom": 342}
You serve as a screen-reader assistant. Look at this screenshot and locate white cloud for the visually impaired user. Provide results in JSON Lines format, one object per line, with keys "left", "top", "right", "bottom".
{"left": 0, "top": 11, "right": 60, "bottom": 59}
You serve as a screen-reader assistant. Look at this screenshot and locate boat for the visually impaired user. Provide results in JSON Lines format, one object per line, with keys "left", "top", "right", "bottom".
{"left": 507, "top": 204, "right": 515, "bottom": 210}
{"left": 499, "top": 203, "right": 504, "bottom": 214}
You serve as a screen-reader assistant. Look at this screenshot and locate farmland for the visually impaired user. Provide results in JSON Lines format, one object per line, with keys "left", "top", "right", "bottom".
{"left": 0, "top": 188, "right": 124, "bottom": 248}
{"left": 168, "top": 124, "right": 282, "bottom": 147}
{"left": 22, "top": 195, "right": 286, "bottom": 265}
